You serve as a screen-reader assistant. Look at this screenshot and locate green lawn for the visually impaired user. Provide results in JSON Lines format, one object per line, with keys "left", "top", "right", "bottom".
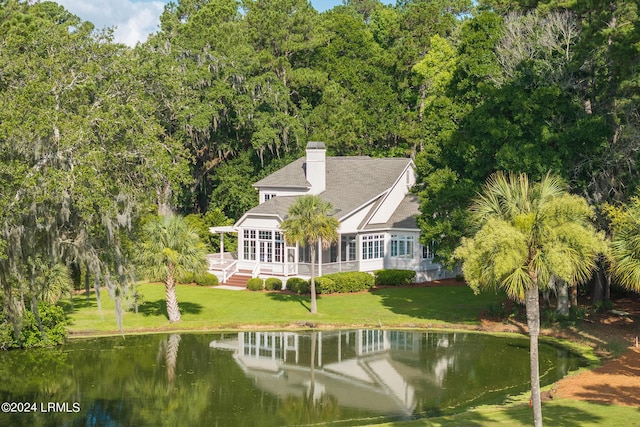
{"left": 376, "top": 399, "right": 640, "bottom": 427}
{"left": 64, "top": 283, "right": 502, "bottom": 334}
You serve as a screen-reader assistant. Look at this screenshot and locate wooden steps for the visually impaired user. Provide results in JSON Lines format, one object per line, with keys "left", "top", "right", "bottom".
{"left": 222, "top": 270, "right": 252, "bottom": 288}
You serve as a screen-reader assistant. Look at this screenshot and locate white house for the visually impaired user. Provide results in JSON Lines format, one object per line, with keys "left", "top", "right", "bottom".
{"left": 215, "top": 142, "right": 445, "bottom": 282}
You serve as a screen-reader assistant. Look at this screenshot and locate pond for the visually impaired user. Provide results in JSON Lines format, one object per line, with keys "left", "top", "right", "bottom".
{"left": 0, "top": 330, "right": 586, "bottom": 426}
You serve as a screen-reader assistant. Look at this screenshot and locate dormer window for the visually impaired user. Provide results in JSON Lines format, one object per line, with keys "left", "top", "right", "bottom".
{"left": 264, "top": 193, "right": 276, "bottom": 202}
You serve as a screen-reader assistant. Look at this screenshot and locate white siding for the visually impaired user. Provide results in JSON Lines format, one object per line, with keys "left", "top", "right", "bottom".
{"left": 339, "top": 200, "right": 377, "bottom": 234}
{"left": 368, "top": 167, "right": 414, "bottom": 225}
{"left": 258, "top": 187, "right": 309, "bottom": 204}
{"left": 236, "top": 216, "right": 281, "bottom": 229}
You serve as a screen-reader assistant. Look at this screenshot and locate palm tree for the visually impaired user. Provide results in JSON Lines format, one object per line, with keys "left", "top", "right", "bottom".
{"left": 609, "top": 195, "right": 640, "bottom": 292}
{"left": 454, "top": 172, "right": 606, "bottom": 427}
{"left": 280, "top": 195, "right": 339, "bottom": 314}
{"left": 137, "top": 215, "right": 207, "bottom": 322}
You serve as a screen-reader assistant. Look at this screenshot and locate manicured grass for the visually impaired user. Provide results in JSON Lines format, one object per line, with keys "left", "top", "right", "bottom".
{"left": 374, "top": 399, "right": 640, "bottom": 427}
{"left": 63, "top": 283, "right": 503, "bottom": 334}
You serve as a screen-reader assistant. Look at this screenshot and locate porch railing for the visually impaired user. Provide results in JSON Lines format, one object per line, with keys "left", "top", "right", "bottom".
{"left": 251, "top": 261, "right": 261, "bottom": 278}
{"left": 222, "top": 261, "right": 238, "bottom": 283}
{"left": 296, "top": 261, "right": 360, "bottom": 276}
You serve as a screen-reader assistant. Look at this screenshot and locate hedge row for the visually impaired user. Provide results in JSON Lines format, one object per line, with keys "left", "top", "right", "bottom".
{"left": 317, "top": 272, "right": 374, "bottom": 294}
{"left": 276, "top": 269, "right": 417, "bottom": 294}
{"left": 374, "top": 269, "right": 416, "bottom": 286}
{"left": 285, "top": 272, "right": 374, "bottom": 294}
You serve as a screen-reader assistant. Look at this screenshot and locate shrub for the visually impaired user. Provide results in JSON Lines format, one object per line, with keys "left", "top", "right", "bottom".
{"left": 265, "top": 277, "right": 283, "bottom": 291}
{"left": 322, "top": 272, "right": 375, "bottom": 293}
{"left": 11, "top": 303, "right": 68, "bottom": 349}
{"left": 177, "top": 272, "right": 196, "bottom": 284}
{"left": 246, "top": 278, "right": 264, "bottom": 291}
{"left": 312, "top": 276, "right": 336, "bottom": 294}
{"left": 570, "top": 306, "right": 588, "bottom": 321}
{"left": 485, "top": 303, "right": 507, "bottom": 319}
{"left": 195, "top": 272, "right": 219, "bottom": 286}
{"left": 0, "top": 320, "right": 16, "bottom": 350}
{"left": 374, "top": 269, "right": 416, "bottom": 286}
{"left": 286, "top": 277, "right": 309, "bottom": 294}
{"left": 594, "top": 299, "right": 614, "bottom": 313}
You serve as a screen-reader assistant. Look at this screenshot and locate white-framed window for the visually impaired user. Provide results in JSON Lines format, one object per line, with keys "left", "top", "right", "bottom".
{"left": 391, "top": 234, "right": 414, "bottom": 258}
{"left": 243, "top": 230, "right": 256, "bottom": 260}
{"left": 264, "top": 193, "right": 276, "bottom": 202}
{"left": 362, "top": 234, "right": 384, "bottom": 260}
{"left": 274, "top": 232, "right": 283, "bottom": 263}
{"left": 243, "top": 230, "right": 284, "bottom": 262}
{"left": 422, "top": 242, "right": 434, "bottom": 260}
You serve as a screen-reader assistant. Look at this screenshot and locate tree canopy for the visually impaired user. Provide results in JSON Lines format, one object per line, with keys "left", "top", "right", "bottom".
{"left": 1, "top": 0, "right": 640, "bottom": 347}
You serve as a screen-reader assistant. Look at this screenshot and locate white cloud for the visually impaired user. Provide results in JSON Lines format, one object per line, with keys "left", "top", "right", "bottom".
{"left": 55, "top": 0, "right": 166, "bottom": 46}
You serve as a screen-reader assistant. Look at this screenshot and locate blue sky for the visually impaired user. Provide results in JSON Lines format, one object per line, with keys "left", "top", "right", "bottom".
{"left": 54, "top": 1, "right": 393, "bottom": 47}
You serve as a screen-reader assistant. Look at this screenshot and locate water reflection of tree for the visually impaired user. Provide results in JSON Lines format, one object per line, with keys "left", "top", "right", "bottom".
{"left": 159, "top": 333, "right": 181, "bottom": 387}
{"left": 277, "top": 331, "right": 341, "bottom": 424}
{"left": 0, "top": 347, "right": 79, "bottom": 426}
{"left": 124, "top": 334, "right": 211, "bottom": 426}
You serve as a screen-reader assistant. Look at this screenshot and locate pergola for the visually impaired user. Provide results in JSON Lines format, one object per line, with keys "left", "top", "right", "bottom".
{"left": 208, "top": 226, "right": 237, "bottom": 263}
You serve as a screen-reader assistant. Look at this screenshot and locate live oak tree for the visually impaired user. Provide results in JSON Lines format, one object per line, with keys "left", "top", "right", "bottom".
{"left": 280, "top": 195, "right": 339, "bottom": 314}
{"left": 454, "top": 172, "right": 606, "bottom": 427}
{"left": 0, "top": 1, "right": 188, "bottom": 342}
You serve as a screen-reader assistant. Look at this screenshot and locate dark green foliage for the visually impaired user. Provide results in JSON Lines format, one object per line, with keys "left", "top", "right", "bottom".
{"left": 593, "top": 299, "right": 614, "bottom": 313}
{"left": 185, "top": 207, "right": 236, "bottom": 253}
{"left": 374, "top": 269, "right": 416, "bottom": 286}
{"left": 246, "top": 278, "right": 264, "bottom": 291}
{"left": 177, "top": 272, "right": 197, "bottom": 285}
{"left": 317, "top": 272, "right": 374, "bottom": 293}
{"left": 485, "top": 302, "right": 507, "bottom": 320}
{"left": 264, "top": 277, "right": 283, "bottom": 291}
{"left": 0, "top": 321, "right": 13, "bottom": 351}
{"left": 0, "top": 304, "right": 67, "bottom": 350}
{"left": 286, "top": 277, "right": 309, "bottom": 294}
{"left": 312, "top": 276, "right": 337, "bottom": 294}
{"left": 195, "top": 272, "right": 219, "bottom": 287}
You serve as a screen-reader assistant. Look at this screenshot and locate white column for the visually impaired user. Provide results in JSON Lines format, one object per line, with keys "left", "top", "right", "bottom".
{"left": 220, "top": 232, "right": 224, "bottom": 262}
{"left": 317, "top": 239, "right": 322, "bottom": 277}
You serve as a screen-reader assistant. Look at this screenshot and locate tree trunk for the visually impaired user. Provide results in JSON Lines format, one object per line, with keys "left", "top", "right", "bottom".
{"left": 85, "top": 262, "right": 91, "bottom": 300}
{"left": 165, "top": 265, "right": 181, "bottom": 323}
{"left": 156, "top": 181, "right": 173, "bottom": 217}
{"left": 525, "top": 286, "right": 543, "bottom": 427}
{"left": 570, "top": 283, "right": 578, "bottom": 308}
{"left": 556, "top": 279, "right": 570, "bottom": 317}
{"left": 591, "top": 270, "right": 604, "bottom": 305}
{"left": 94, "top": 276, "right": 102, "bottom": 312}
{"left": 310, "top": 245, "right": 317, "bottom": 314}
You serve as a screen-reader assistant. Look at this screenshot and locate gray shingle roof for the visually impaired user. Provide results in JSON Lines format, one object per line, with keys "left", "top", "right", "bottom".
{"left": 249, "top": 156, "right": 412, "bottom": 221}
{"left": 253, "top": 158, "right": 311, "bottom": 189}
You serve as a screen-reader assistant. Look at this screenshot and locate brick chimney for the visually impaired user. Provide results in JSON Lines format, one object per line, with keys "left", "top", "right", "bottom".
{"left": 305, "top": 141, "right": 326, "bottom": 194}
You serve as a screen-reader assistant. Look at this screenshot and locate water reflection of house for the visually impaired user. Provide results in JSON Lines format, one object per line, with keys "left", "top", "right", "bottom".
{"left": 209, "top": 330, "right": 461, "bottom": 417}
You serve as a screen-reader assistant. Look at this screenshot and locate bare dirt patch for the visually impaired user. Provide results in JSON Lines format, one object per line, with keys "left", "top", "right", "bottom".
{"left": 551, "top": 346, "right": 640, "bottom": 406}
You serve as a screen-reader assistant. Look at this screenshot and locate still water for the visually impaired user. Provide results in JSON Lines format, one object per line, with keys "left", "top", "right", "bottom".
{"left": 0, "top": 330, "right": 585, "bottom": 426}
